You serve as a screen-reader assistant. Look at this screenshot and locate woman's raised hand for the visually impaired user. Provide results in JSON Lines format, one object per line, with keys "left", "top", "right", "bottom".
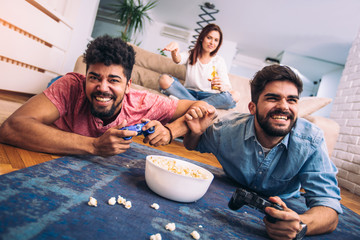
{"left": 163, "top": 42, "right": 181, "bottom": 63}
{"left": 163, "top": 41, "right": 179, "bottom": 54}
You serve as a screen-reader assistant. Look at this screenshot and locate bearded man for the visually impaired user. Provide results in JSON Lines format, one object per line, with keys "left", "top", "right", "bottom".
{"left": 183, "top": 64, "right": 342, "bottom": 239}
{"left": 0, "top": 35, "right": 214, "bottom": 156}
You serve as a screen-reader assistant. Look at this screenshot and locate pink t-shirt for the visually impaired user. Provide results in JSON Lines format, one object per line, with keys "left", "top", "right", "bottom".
{"left": 43, "top": 73, "right": 178, "bottom": 137}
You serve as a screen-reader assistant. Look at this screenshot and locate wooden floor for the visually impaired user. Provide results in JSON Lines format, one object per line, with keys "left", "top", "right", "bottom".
{"left": 0, "top": 90, "right": 359, "bottom": 215}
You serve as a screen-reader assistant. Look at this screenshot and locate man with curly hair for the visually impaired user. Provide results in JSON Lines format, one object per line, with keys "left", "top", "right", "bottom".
{"left": 0, "top": 35, "right": 215, "bottom": 156}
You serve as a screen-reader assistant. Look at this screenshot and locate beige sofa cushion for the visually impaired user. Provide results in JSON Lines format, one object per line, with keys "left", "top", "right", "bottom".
{"left": 73, "top": 55, "right": 86, "bottom": 75}
{"left": 228, "top": 74, "right": 251, "bottom": 113}
{"left": 304, "top": 115, "right": 339, "bottom": 157}
{"left": 298, "top": 97, "right": 332, "bottom": 117}
{"left": 131, "top": 65, "right": 162, "bottom": 90}
{"left": 130, "top": 44, "right": 186, "bottom": 87}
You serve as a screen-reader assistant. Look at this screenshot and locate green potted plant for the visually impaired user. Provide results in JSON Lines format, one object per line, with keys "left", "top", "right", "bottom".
{"left": 111, "top": 0, "right": 157, "bottom": 42}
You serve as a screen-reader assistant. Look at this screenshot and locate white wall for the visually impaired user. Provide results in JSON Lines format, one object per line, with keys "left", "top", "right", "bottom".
{"left": 280, "top": 51, "right": 344, "bottom": 97}
{"left": 61, "top": 0, "right": 100, "bottom": 74}
{"left": 314, "top": 69, "right": 343, "bottom": 117}
{"left": 330, "top": 28, "right": 360, "bottom": 195}
{"left": 0, "top": 0, "right": 99, "bottom": 94}
{"left": 217, "top": 39, "right": 237, "bottom": 72}
{"left": 140, "top": 22, "right": 191, "bottom": 58}
{"left": 230, "top": 53, "right": 266, "bottom": 79}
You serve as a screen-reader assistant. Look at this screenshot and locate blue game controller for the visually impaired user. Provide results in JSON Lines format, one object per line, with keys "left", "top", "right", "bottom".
{"left": 120, "top": 121, "right": 155, "bottom": 140}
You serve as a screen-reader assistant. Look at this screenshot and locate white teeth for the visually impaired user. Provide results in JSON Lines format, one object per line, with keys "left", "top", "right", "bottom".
{"left": 96, "top": 96, "right": 111, "bottom": 102}
{"left": 272, "top": 115, "right": 287, "bottom": 120}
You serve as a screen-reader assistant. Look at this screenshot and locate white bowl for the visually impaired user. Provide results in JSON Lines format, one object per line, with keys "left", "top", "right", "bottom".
{"left": 145, "top": 155, "right": 214, "bottom": 203}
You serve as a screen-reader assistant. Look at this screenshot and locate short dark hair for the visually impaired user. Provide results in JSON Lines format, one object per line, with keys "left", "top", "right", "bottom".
{"left": 250, "top": 65, "right": 303, "bottom": 104}
{"left": 83, "top": 35, "right": 135, "bottom": 81}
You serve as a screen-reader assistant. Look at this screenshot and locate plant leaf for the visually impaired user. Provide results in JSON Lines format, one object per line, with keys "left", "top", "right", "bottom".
{"left": 109, "top": 0, "right": 157, "bottom": 42}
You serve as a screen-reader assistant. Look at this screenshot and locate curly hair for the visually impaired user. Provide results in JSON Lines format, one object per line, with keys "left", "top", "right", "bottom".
{"left": 189, "top": 23, "right": 223, "bottom": 65}
{"left": 83, "top": 35, "right": 135, "bottom": 81}
{"left": 250, "top": 65, "right": 303, "bottom": 104}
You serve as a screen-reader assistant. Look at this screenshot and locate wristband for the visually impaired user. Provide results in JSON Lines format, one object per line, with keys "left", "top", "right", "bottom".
{"left": 164, "top": 125, "right": 173, "bottom": 144}
{"left": 294, "top": 221, "right": 307, "bottom": 240}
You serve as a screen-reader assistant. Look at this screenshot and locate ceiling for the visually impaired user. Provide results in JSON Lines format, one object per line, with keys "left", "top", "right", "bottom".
{"left": 145, "top": 0, "right": 360, "bottom": 66}
{"left": 98, "top": 0, "right": 360, "bottom": 66}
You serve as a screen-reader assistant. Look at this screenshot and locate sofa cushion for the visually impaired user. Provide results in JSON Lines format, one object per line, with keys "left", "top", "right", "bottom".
{"left": 304, "top": 115, "right": 339, "bottom": 156}
{"left": 228, "top": 74, "right": 251, "bottom": 113}
{"left": 130, "top": 44, "right": 186, "bottom": 81}
{"left": 298, "top": 97, "right": 332, "bottom": 117}
{"left": 131, "top": 82, "right": 162, "bottom": 95}
{"left": 73, "top": 55, "right": 86, "bottom": 75}
{"left": 131, "top": 65, "right": 162, "bottom": 91}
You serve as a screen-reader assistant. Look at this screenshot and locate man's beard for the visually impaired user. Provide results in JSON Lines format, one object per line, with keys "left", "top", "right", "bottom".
{"left": 90, "top": 92, "right": 123, "bottom": 119}
{"left": 256, "top": 108, "right": 296, "bottom": 137}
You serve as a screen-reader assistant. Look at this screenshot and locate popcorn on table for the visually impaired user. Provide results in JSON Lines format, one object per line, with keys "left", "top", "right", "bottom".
{"left": 165, "top": 222, "right": 176, "bottom": 231}
{"left": 117, "top": 195, "right": 126, "bottom": 205}
{"left": 124, "top": 200, "right": 132, "bottom": 209}
{"left": 88, "top": 197, "right": 98, "bottom": 207}
{"left": 150, "top": 233, "right": 162, "bottom": 240}
{"left": 190, "top": 230, "right": 200, "bottom": 239}
{"left": 87, "top": 195, "right": 131, "bottom": 209}
{"left": 151, "top": 203, "right": 160, "bottom": 210}
{"left": 108, "top": 197, "right": 116, "bottom": 205}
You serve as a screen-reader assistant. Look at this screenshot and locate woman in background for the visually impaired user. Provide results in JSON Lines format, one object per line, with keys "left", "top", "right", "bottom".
{"left": 159, "top": 23, "right": 240, "bottom": 109}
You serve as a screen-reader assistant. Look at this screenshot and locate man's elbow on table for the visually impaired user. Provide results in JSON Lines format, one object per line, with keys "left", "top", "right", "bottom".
{"left": 321, "top": 212, "right": 339, "bottom": 234}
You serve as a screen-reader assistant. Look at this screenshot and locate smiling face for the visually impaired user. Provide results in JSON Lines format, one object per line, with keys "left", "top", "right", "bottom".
{"left": 201, "top": 30, "right": 220, "bottom": 54}
{"left": 249, "top": 80, "right": 299, "bottom": 144}
{"left": 85, "top": 63, "right": 131, "bottom": 122}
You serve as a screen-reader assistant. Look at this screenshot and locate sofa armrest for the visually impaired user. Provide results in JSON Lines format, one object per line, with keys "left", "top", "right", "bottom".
{"left": 303, "top": 115, "right": 339, "bottom": 157}
{"left": 73, "top": 55, "right": 86, "bottom": 75}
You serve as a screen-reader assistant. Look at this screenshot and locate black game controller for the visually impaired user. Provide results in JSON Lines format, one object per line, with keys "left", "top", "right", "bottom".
{"left": 120, "top": 121, "right": 155, "bottom": 140}
{"left": 228, "top": 187, "right": 284, "bottom": 223}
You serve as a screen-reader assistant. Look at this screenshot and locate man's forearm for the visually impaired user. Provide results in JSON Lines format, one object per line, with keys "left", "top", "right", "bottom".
{"left": 0, "top": 117, "right": 94, "bottom": 155}
{"left": 300, "top": 206, "right": 338, "bottom": 235}
{"left": 165, "top": 116, "right": 189, "bottom": 141}
{"left": 165, "top": 118, "right": 202, "bottom": 150}
{"left": 183, "top": 132, "right": 202, "bottom": 150}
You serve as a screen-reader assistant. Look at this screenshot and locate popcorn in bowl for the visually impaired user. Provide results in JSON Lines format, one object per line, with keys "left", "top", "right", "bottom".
{"left": 149, "top": 155, "right": 210, "bottom": 180}
{"left": 145, "top": 155, "right": 214, "bottom": 203}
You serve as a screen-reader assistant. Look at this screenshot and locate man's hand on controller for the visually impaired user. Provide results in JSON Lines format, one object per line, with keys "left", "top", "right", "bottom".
{"left": 119, "top": 121, "right": 155, "bottom": 140}
{"left": 93, "top": 120, "right": 136, "bottom": 157}
{"left": 141, "top": 119, "right": 173, "bottom": 147}
{"left": 264, "top": 196, "right": 303, "bottom": 240}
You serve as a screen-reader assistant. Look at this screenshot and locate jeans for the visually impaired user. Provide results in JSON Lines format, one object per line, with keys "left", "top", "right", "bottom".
{"left": 160, "top": 76, "right": 236, "bottom": 110}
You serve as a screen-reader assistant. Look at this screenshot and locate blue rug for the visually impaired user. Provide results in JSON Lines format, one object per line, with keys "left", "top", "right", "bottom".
{"left": 0, "top": 143, "right": 359, "bottom": 240}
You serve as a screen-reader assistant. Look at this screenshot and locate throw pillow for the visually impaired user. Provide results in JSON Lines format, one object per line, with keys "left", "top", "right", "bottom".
{"left": 298, "top": 97, "right": 332, "bottom": 117}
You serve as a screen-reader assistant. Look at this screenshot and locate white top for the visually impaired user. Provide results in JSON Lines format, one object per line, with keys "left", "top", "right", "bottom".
{"left": 179, "top": 52, "right": 232, "bottom": 92}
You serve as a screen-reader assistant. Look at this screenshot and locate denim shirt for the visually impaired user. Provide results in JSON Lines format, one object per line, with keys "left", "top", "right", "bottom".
{"left": 197, "top": 113, "right": 342, "bottom": 214}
